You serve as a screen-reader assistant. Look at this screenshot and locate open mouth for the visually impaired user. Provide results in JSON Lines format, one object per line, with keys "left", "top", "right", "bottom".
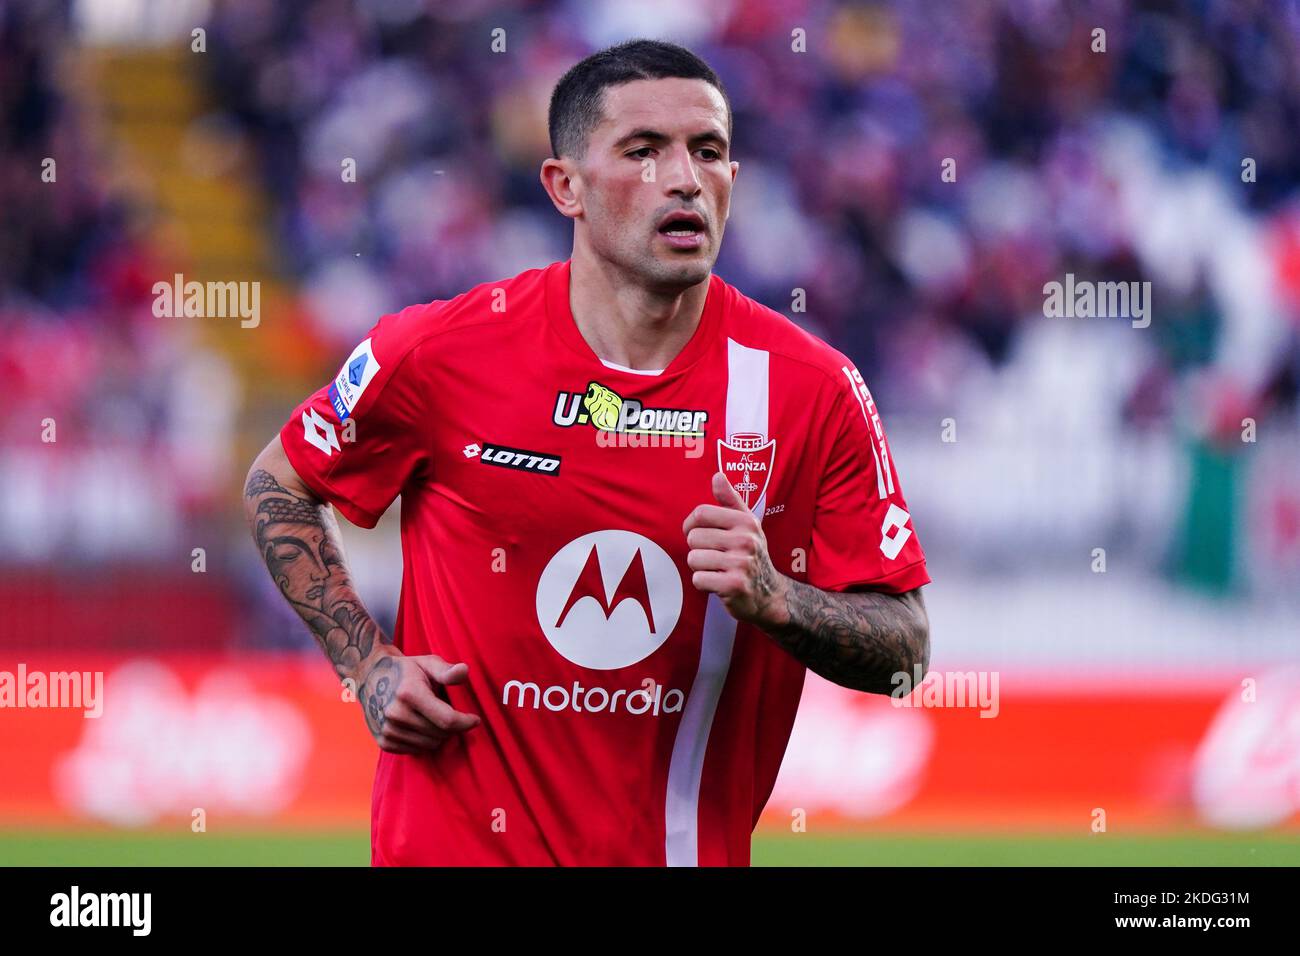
{"left": 657, "top": 214, "right": 705, "bottom": 237}
{"left": 657, "top": 212, "right": 706, "bottom": 248}
{"left": 660, "top": 221, "right": 702, "bottom": 237}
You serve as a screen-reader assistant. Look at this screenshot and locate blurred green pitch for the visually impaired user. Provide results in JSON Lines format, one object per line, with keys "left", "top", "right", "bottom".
{"left": 2, "top": 830, "right": 1297, "bottom": 866}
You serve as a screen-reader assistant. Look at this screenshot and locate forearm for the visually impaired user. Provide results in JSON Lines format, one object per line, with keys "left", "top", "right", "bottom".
{"left": 242, "top": 443, "right": 391, "bottom": 684}
{"left": 760, "top": 579, "right": 929, "bottom": 695}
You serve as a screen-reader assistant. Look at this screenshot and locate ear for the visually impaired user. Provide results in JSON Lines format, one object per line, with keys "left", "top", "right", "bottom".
{"left": 540, "top": 157, "right": 583, "bottom": 220}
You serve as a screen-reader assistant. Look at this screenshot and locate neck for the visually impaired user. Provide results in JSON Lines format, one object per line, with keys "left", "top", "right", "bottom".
{"left": 567, "top": 249, "right": 709, "bottom": 371}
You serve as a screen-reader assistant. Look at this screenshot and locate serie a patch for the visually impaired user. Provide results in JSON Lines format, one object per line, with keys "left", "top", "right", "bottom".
{"left": 328, "top": 337, "right": 381, "bottom": 421}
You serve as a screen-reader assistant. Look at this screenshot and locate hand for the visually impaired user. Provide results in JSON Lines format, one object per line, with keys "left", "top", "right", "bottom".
{"left": 354, "top": 649, "right": 481, "bottom": 754}
{"left": 683, "top": 472, "right": 790, "bottom": 628}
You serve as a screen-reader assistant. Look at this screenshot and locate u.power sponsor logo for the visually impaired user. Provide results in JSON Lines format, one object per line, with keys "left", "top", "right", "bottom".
{"left": 503, "top": 530, "right": 687, "bottom": 717}
{"left": 553, "top": 381, "right": 707, "bottom": 437}
{"left": 464, "top": 441, "right": 561, "bottom": 475}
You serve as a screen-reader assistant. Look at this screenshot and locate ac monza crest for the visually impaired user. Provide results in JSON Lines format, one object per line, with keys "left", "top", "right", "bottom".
{"left": 717, "top": 432, "right": 776, "bottom": 511}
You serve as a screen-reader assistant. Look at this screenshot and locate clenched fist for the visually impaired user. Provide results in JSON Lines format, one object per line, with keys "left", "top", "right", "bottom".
{"left": 683, "top": 472, "right": 790, "bottom": 628}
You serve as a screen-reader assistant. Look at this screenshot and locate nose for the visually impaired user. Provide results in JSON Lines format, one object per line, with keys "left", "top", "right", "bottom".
{"left": 660, "top": 144, "right": 702, "bottom": 200}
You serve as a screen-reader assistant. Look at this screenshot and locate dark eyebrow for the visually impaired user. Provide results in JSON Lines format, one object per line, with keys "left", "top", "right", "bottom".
{"left": 612, "top": 128, "right": 729, "bottom": 152}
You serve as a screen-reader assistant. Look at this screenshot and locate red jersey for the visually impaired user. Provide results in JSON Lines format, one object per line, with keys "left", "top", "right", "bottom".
{"left": 278, "top": 259, "right": 929, "bottom": 865}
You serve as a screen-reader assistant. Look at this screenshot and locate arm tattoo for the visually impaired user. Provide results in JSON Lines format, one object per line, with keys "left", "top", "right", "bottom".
{"left": 360, "top": 656, "right": 400, "bottom": 736}
{"left": 244, "top": 468, "right": 389, "bottom": 678}
{"left": 766, "top": 583, "right": 929, "bottom": 695}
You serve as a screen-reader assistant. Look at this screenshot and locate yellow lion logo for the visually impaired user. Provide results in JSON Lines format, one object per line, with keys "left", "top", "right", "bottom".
{"left": 583, "top": 382, "right": 623, "bottom": 431}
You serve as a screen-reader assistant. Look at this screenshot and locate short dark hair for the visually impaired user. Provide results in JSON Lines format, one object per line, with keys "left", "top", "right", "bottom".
{"left": 547, "top": 38, "right": 732, "bottom": 160}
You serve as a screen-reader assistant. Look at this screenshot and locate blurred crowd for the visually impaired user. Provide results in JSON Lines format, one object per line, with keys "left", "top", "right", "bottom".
{"left": 0, "top": 1, "right": 233, "bottom": 566}
{"left": 197, "top": 0, "right": 1300, "bottom": 402}
{"left": 1, "top": 0, "right": 1298, "bottom": 600}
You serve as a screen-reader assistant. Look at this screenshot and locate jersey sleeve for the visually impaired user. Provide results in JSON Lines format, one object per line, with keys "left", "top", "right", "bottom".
{"left": 277, "top": 317, "right": 431, "bottom": 529}
{"left": 805, "top": 363, "right": 930, "bottom": 593}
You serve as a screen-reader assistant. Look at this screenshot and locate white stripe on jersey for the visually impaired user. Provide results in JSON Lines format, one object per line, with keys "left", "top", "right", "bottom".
{"left": 664, "top": 338, "right": 769, "bottom": 866}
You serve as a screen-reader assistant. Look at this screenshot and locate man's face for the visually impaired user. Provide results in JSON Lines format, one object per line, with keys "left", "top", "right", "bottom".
{"left": 568, "top": 77, "right": 738, "bottom": 291}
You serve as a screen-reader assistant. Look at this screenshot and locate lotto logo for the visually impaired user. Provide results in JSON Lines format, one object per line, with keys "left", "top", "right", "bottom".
{"left": 473, "top": 442, "right": 561, "bottom": 475}
{"left": 302, "top": 408, "right": 340, "bottom": 456}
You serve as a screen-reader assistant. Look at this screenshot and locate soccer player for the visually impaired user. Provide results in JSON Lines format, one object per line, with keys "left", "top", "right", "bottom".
{"left": 244, "top": 39, "right": 930, "bottom": 866}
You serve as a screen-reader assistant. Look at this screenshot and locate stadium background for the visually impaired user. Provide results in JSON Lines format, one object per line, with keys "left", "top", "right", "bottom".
{"left": 2, "top": 0, "right": 1299, "bottom": 865}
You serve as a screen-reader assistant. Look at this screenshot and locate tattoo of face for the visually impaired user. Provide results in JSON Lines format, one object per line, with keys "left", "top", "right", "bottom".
{"left": 245, "top": 469, "right": 385, "bottom": 674}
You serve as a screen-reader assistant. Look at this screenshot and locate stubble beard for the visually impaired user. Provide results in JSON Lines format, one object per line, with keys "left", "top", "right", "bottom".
{"left": 619, "top": 229, "right": 715, "bottom": 294}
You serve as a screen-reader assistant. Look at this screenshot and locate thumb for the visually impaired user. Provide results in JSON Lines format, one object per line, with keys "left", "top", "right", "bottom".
{"left": 712, "top": 471, "right": 748, "bottom": 510}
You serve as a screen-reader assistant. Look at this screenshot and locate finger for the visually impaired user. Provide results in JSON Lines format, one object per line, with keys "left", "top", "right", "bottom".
{"left": 433, "top": 661, "right": 471, "bottom": 686}
{"left": 382, "top": 723, "right": 448, "bottom": 751}
{"left": 685, "top": 527, "right": 740, "bottom": 552}
{"left": 690, "top": 569, "right": 732, "bottom": 593}
{"left": 411, "top": 656, "right": 470, "bottom": 686}
{"left": 386, "top": 683, "right": 469, "bottom": 734}
{"left": 712, "top": 471, "right": 749, "bottom": 510}
{"left": 384, "top": 700, "right": 442, "bottom": 734}
{"left": 683, "top": 503, "right": 750, "bottom": 534}
{"left": 686, "top": 548, "right": 735, "bottom": 572}
{"left": 404, "top": 685, "right": 481, "bottom": 733}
